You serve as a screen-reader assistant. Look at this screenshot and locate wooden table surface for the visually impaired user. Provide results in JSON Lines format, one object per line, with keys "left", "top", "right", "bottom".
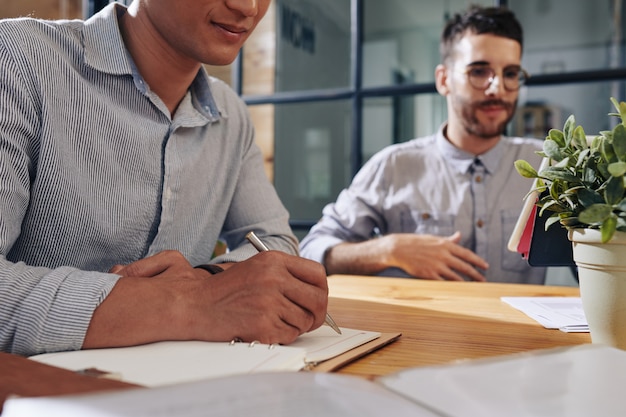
{"left": 0, "top": 275, "right": 590, "bottom": 409}
{"left": 326, "top": 275, "right": 590, "bottom": 379}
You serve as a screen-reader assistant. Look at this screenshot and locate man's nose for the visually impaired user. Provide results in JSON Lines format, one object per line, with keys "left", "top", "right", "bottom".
{"left": 484, "top": 75, "right": 502, "bottom": 95}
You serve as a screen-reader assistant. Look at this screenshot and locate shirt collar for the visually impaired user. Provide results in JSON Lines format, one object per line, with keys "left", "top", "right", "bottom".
{"left": 81, "top": 3, "right": 220, "bottom": 121}
{"left": 82, "top": 3, "right": 133, "bottom": 76}
{"left": 435, "top": 123, "right": 504, "bottom": 175}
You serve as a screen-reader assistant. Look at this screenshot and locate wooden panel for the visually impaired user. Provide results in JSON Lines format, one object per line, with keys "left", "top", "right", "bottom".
{"left": 242, "top": 1, "right": 276, "bottom": 96}
{"left": 207, "top": 2, "right": 276, "bottom": 182}
{"left": 1, "top": 0, "right": 81, "bottom": 19}
{"left": 249, "top": 104, "right": 275, "bottom": 182}
{"left": 243, "top": 2, "right": 276, "bottom": 181}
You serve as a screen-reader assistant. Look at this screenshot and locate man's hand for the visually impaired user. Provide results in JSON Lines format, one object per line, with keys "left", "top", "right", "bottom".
{"left": 325, "top": 231, "right": 488, "bottom": 281}
{"left": 385, "top": 232, "right": 488, "bottom": 281}
{"left": 84, "top": 250, "right": 328, "bottom": 348}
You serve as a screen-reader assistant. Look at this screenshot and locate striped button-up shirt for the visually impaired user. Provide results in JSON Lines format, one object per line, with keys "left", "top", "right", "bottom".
{"left": 0, "top": 4, "right": 296, "bottom": 355}
{"left": 300, "top": 125, "right": 546, "bottom": 284}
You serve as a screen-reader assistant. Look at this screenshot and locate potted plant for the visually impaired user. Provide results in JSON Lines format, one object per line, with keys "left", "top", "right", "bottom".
{"left": 514, "top": 97, "right": 626, "bottom": 350}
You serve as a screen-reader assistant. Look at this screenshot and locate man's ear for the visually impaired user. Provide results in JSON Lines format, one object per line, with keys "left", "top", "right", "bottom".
{"left": 435, "top": 64, "right": 449, "bottom": 96}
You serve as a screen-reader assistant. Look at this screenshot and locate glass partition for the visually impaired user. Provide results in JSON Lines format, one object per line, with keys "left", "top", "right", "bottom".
{"left": 273, "top": 100, "right": 353, "bottom": 232}
{"left": 362, "top": 93, "right": 446, "bottom": 163}
{"left": 362, "top": 0, "right": 493, "bottom": 87}
{"left": 243, "top": 0, "right": 352, "bottom": 95}
{"left": 511, "top": 0, "right": 623, "bottom": 74}
{"left": 513, "top": 81, "right": 625, "bottom": 140}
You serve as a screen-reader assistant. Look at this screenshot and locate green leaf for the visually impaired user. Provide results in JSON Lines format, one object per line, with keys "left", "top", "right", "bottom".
{"left": 578, "top": 204, "right": 613, "bottom": 225}
{"left": 559, "top": 215, "right": 580, "bottom": 227}
{"left": 562, "top": 115, "right": 576, "bottom": 145}
{"left": 539, "top": 198, "right": 565, "bottom": 214}
{"left": 613, "top": 124, "right": 626, "bottom": 160}
{"left": 544, "top": 215, "right": 561, "bottom": 230}
{"left": 540, "top": 166, "right": 580, "bottom": 183}
{"left": 591, "top": 134, "right": 603, "bottom": 151}
{"left": 514, "top": 160, "right": 538, "bottom": 178}
{"left": 577, "top": 187, "right": 604, "bottom": 207}
{"left": 576, "top": 148, "right": 590, "bottom": 168}
{"left": 582, "top": 165, "right": 597, "bottom": 184}
{"left": 602, "top": 136, "right": 618, "bottom": 163}
{"left": 601, "top": 215, "right": 618, "bottom": 243}
{"left": 554, "top": 157, "right": 571, "bottom": 168}
{"left": 604, "top": 175, "right": 625, "bottom": 206}
{"left": 548, "top": 129, "right": 566, "bottom": 147}
{"left": 572, "top": 125, "right": 588, "bottom": 150}
{"left": 610, "top": 97, "right": 626, "bottom": 126}
{"left": 543, "top": 140, "right": 563, "bottom": 160}
{"left": 608, "top": 161, "right": 626, "bottom": 177}
{"left": 597, "top": 162, "right": 611, "bottom": 180}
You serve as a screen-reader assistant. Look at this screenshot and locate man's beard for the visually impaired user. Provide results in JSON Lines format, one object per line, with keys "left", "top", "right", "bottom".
{"left": 456, "top": 97, "right": 517, "bottom": 139}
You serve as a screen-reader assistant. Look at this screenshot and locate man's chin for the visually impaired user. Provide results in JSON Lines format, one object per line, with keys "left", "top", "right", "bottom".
{"left": 469, "top": 124, "right": 507, "bottom": 139}
{"left": 477, "top": 116, "right": 513, "bottom": 137}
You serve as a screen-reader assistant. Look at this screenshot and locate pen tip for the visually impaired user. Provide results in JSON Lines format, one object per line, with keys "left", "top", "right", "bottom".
{"left": 325, "top": 313, "right": 342, "bottom": 334}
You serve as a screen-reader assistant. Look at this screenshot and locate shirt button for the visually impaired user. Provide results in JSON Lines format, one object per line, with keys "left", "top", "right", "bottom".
{"left": 476, "top": 219, "right": 484, "bottom": 228}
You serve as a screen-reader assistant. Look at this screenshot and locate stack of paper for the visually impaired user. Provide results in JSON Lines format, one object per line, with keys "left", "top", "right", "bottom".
{"left": 501, "top": 296, "right": 588, "bottom": 332}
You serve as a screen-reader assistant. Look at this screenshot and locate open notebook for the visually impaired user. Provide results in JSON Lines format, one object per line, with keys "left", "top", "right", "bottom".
{"left": 28, "top": 326, "right": 400, "bottom": 387}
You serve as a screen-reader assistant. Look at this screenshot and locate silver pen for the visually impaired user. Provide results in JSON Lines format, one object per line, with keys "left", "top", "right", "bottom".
{"left": 245, "top": 231, "right": 342, "bottom": 335}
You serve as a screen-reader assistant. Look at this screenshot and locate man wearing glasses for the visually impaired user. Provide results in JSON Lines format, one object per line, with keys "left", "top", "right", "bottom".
{"left": 300, "top": 5, "right": 546, "bottom": 284}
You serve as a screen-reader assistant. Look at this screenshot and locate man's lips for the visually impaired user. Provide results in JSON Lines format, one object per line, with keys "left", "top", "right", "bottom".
{"left": 214, "top": 22, "right": 249, "bottom": 35}
{"left": 477, "top": 101, "right": 510, "bottom": 116}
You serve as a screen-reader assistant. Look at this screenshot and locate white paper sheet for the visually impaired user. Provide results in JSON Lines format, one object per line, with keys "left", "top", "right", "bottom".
{"left": 501, "top": 296, "right": 588, "bottom": 332}
{"left": 2, "top": 372, "right": 438, "bottom": 417}
{"left": 379, "top": 344, "right": 626, "bottom": 417}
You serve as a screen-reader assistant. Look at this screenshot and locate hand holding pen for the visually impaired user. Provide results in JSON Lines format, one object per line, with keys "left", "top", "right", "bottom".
{"left": 246, "top": 231, "right": 342, "bottom": 335}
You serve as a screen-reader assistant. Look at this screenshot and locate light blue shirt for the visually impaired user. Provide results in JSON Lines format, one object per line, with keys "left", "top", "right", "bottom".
{"left": 300, "top": 125, "right": 546, "bottom": 284}
{"left": 0, "top": 4, "right": 297, "bottom": 355}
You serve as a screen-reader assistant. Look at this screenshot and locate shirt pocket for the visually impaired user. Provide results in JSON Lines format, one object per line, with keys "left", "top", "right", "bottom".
{"left": 393, "top": 209, "right": 455, "bottom": 236}
{"left": 501, "top": 208, "right": 529, "bottom": 272}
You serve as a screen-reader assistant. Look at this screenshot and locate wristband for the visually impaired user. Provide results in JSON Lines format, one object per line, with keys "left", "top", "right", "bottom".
{"left": 195, "top": 264, "right": 225, "bottom": 275}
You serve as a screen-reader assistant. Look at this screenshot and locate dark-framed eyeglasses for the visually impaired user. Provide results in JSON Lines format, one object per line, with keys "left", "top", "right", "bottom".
{"left": 463, "top": 65, "right": 530, "bottom": 92}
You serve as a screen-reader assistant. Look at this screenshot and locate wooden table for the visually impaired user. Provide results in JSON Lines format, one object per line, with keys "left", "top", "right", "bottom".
{"left": 326, "top": 275, "right": 590, "bottom": 378}
{"left": 0, "top": 275, "right": 590, "bottom": 410}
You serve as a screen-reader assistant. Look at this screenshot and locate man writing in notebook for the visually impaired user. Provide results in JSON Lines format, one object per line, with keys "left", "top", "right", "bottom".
{"left": 0, "top": 0, "right": 328, "bottom": 356}
{"left": 300, "top": 5, "right": 545, "bottom": 284}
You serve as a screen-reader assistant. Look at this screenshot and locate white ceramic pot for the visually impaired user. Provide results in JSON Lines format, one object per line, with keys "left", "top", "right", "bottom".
{"left": 569, "top": 229, "right": 626, "bottom": 350}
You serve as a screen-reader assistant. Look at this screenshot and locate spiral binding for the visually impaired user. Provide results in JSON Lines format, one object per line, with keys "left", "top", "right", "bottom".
{"left": 229, "top": 338, "right": 278, "bottom": 349}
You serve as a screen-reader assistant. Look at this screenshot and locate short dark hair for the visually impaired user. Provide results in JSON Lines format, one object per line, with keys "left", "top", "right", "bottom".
{"left": 440, "top": 5, "right": 523, "bottom": 64}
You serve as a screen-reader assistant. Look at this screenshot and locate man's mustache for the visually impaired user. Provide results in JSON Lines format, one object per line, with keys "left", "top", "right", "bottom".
{"left": 476, "top": 99, "right": 513, "bottom": 109}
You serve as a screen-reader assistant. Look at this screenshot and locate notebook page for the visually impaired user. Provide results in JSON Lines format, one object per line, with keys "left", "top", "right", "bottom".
{"left": 292, "top": 326, "right": 381, "bottom": 363}
{"left": 30, "top": 341, "right": 307, "bottom": 387}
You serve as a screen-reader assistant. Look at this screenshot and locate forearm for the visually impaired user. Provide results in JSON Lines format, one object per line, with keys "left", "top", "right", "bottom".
{"left": 323, "top": 237, "right": 395, "bottom": 276}
{"left": 83, "top": 276, "right": 208, "bottom": 349}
